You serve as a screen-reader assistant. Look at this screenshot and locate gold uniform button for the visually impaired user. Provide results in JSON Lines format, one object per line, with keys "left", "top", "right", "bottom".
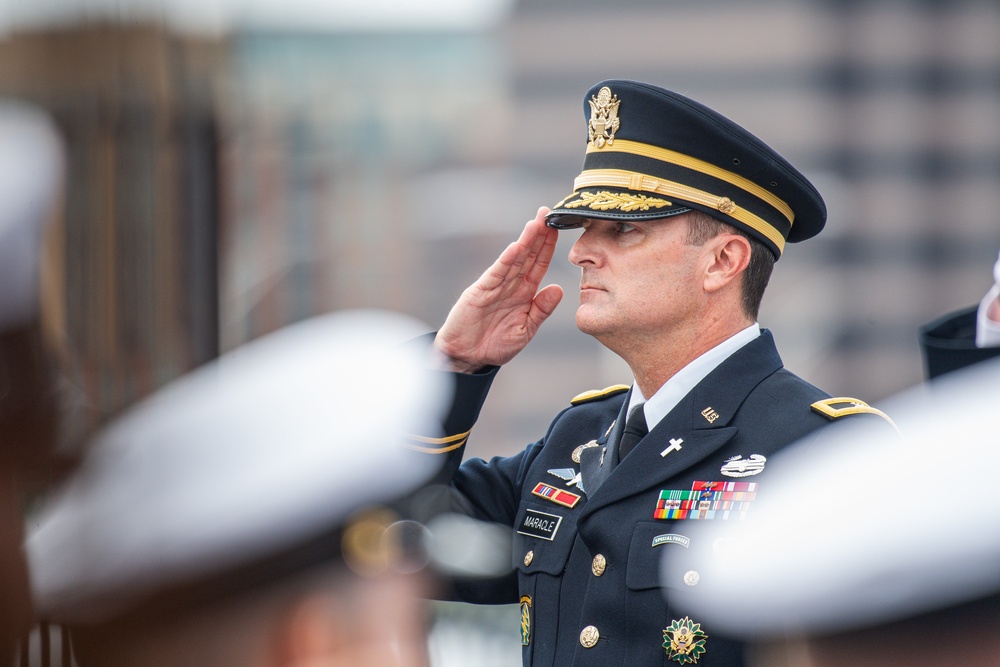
{"left": 591, "top": 554, "right": 607, "bottom": 577}
{"left": 523, "top": 551, "right": 534, "bottom": 567}
{"left": 580, "top": 625, "right": 600, "bottom": 648}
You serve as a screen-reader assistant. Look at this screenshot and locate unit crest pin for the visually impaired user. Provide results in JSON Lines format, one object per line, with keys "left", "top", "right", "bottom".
{"left": 662, "top": 616, "right": 708, "bottom": 664}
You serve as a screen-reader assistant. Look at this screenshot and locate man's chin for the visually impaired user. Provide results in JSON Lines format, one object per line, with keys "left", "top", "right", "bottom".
{"left": 575, "top": 311, "right": 612, "bottom": 339}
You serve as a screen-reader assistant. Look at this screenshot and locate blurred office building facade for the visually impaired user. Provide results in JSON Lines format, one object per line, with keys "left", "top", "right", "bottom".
{"left": 2, "top": 0, "right": 998, "bottom": 448}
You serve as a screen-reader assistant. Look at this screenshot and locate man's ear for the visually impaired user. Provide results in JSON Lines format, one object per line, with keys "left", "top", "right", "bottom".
{"left": 703, "top": 234, "right": 751, "bottom": 294}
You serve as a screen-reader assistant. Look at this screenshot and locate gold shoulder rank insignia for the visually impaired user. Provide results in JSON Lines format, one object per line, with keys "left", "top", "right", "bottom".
{"left": 811, "top": 397, "right": 899, "bottom": 432}
{"left": 571, "top": 384, "right": 630, "bottom": 405}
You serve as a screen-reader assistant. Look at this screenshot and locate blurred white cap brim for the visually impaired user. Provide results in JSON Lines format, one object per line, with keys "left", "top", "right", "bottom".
{"left": 665, "top": 356, "right": 1000, "bottom": 636}
{"left": 0, "top": 101, "right": 63, "bottom": 331}
{"left": 27, "top": 309, "right": 449, "bottom": 624}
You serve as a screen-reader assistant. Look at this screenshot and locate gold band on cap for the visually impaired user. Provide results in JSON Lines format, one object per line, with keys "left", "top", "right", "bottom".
{"left": 573, "top": 168, "right": 786, "bottom": 253}
{"left": 586, "top": 139, "right": 795, "bottom": 225}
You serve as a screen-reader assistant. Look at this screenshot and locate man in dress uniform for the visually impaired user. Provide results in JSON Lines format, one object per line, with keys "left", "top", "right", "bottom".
{"left": 664, "top": 353, "right": 1000, "bottom": 666}
{"left": 414, "top": 80, "right": 894, "bottom": 666}
{"left": 919, "top": 246, "right": 1000, "bottom": 379}
{"left": 26, "top": 311, "right": 452, "bottom": 667}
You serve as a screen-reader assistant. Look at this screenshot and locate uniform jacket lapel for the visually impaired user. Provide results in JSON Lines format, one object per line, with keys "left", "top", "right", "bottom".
{"left": 580, "top": 331, "right": 783, "bottom": 518}
{"left": 578, "top": 393, "right": 630, "bottom": 495}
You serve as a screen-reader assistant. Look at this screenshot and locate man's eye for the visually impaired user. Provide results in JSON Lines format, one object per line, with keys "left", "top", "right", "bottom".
{"left": 615, "top": 222, "right": 636, "bottom": 234}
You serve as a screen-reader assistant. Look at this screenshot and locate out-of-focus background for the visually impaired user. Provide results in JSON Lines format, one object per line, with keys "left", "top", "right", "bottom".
{"left": 3, "top": 0, "right": 998, "bottom": 664}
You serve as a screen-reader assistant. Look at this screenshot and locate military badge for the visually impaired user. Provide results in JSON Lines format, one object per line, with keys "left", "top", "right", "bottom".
{"left": 811, "top": 397, "right": 899, "bottom": 431}
{"left": 572, "top": 440, "right": 600, "bottom": 463}
{"left": 532, "top": 482, "right": 581, "bottom": 508}
{"left": 660, "top": 437, "right": 684, "bottom": 458}
{"left": 548, "top": 467, "right": 585, "bottom": 493}
{"left": 720, "top": 454, "right": 766, "bottom": 478}
{"left": 588, "top": 86, "right": 620, "bottom": 148}
{"left": 652, "top": 533, "right": 690, "bottom": 548}
{"left": 662, "top": 616, "right": 708, "bottom": 664}
{"left": 520, "top": 595, "right": 532, "bottom": 645}
{"left": 654, "top": 481, "right": 757, "bottom": 520}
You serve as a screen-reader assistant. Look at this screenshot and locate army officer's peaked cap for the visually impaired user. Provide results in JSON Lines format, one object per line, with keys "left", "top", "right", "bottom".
{"left": 546, "top": 80, "right": 826, "bottom": 259}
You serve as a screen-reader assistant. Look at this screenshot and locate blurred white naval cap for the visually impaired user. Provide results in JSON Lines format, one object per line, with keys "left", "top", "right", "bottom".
{"left": 27, "top": 309, "right": 452, "bottom": 625}
{"left": 663, "top": 355, "right": 1000, "bottom": 637}
{"left": 0, "top": 100, "right": 63, "bottom": 331}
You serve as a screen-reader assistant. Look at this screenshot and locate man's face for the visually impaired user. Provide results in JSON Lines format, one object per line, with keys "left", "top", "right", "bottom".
{"left": 567, "top": 214, "right": 705, "bottom": 349}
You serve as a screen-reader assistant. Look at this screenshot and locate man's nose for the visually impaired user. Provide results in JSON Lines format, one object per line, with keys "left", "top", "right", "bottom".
{"left": 568, "top": 230, "right": 596, "bottom": 267}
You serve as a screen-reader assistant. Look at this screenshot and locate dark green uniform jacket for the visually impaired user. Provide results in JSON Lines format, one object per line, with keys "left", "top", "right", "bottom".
{"left": 418, "top": 330, "right": 886, "bottom": 667}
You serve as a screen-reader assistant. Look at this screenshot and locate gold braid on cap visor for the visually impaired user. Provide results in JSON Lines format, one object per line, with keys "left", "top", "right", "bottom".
{"left": 573, "top": 139, "right": 795, "bottom": 254}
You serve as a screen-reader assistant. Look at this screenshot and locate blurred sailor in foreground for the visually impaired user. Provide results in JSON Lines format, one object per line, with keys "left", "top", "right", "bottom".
{"left": 0, "top": 100, "right": 69, "bottom": 663}
{"left": 664, "top": 355, "right": 1000, "bottom": 666}
{"left": 27, "top": 310, "right": 454, "bottom": 667}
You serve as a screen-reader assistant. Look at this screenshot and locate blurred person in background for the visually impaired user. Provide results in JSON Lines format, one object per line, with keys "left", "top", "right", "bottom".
{"left": 26, "top": 310, "right": 454, "bottom": 667}
{"left": 663, "top": 352, "right": 1000, "bottom": 667}
{"left": 920, "top": 246, "right": 1000, "bottom": 378}
{"left": 0, "top": 100, "right": 74, "bottom": 665}
{"left": 414, "top": 79, "right": 894, "bottom": 666}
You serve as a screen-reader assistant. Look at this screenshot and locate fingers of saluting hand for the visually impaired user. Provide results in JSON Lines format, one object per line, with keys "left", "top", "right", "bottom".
{"left": 434, "top": 207, "right": 562, "bottom": 372}
{"left": 481, "top": 207, "right": 558, "bottom": 293}
{"left": 515, "top": 206, "right": 559, "bottom": 287}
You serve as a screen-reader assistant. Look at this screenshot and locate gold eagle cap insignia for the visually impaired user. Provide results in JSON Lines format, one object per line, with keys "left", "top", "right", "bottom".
{"left": 588, "top": 86, "right": 621, "bottom": 148}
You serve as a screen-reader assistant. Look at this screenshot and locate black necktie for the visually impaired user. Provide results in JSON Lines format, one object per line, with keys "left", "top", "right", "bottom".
{"left": 618, "top": 404, "right": 648, "bottom": 460}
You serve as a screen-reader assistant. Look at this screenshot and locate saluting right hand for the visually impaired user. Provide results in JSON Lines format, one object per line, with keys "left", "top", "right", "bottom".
{"left": 434, "top": 207, "right": 564, "bottom": 373}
